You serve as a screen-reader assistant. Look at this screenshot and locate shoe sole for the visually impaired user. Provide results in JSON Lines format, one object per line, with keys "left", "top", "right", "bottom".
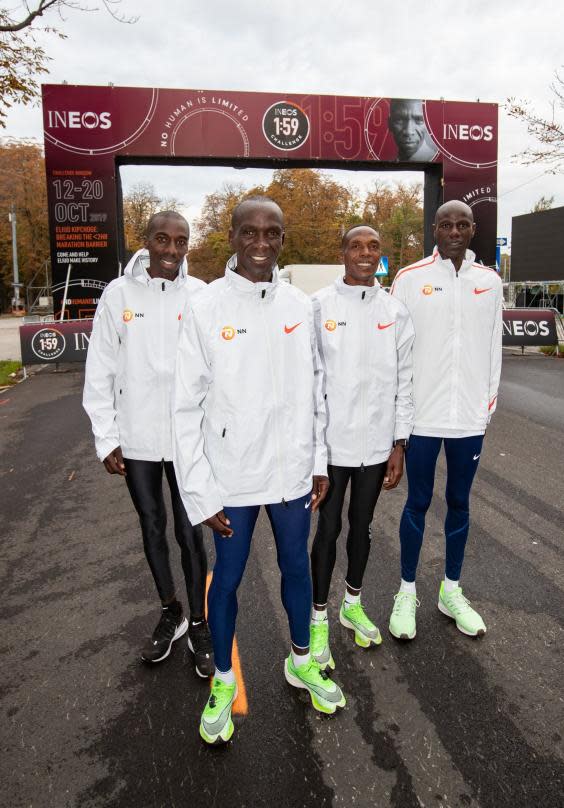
{"left": 141, "top": 617, "right": 188, "bottom": 663}
{"left": 339, "top": 613, "right": 382, "bottom": 647}
{"left": 437, "top": 600, "right": 486, "bottom": 637}
{"left": 284, "top": 660, "right": 345, "bottom": 714}
{"left": 187, "top": 636, "right": 214, "bottom": 678}
{"left": 199, "top": 685, "right": 238, "bottom": 745}
{"left": 388, "top": 625, "right": 416, "bottom": 641}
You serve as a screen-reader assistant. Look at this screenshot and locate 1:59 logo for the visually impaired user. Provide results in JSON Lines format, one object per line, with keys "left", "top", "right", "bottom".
{"left": 262, "top": 101, "right": 310, "bottom": 151}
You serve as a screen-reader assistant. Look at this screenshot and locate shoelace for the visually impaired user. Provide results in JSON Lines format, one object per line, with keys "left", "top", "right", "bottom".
{"left": 445, "top": 590, "right": 472, "bottom": 615}
{"left": 393, "top": 593, "right": 420, "bottom": 614}
{"left": 190, "top": 622, "right": 213, "bottom": 654}
{"left": 154, "top": 609, "right": 180, "bottom": 641}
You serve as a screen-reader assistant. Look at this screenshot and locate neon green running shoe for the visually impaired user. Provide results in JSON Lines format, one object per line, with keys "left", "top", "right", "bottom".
{"left": 438, "top": 582, "right": 486, "bottom": 637}
{"left": 389, "top": 591, "right": 419, "bottom": 640}
{"left": 199, "top": 678, "right": 237, "bottom": 745}
{"left": 339, "top": 600, "right": 382, "bottom": 648}
{"left": 284, "top": 656, "right": 345, "bottom": 714}
{"left": 310, "top": 620, "right": 335, "bottom": 671}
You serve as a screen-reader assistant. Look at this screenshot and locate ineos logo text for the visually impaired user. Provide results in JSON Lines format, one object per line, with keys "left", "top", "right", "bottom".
{"left": 47, "top": 110, "right": 112, "bottom": 130}
{"left": 443, "top": 124, "right": 493, "bottom": 142}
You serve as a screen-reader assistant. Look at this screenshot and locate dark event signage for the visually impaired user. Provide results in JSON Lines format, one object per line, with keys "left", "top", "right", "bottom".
{"left": 42, "top": 85, "right": 498, "bottom": 319}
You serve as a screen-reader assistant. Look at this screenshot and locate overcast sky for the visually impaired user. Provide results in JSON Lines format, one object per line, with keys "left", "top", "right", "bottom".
{"left": 4, "top": 0, "right": 564, "bottom": 251}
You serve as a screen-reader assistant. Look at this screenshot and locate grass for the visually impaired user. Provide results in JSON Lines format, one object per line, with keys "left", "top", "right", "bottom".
{"left": 539, "top": 344, "right": 564, "bottom": 357}
{"left": 0, "top": 360, "right": 22, "bottom": 386}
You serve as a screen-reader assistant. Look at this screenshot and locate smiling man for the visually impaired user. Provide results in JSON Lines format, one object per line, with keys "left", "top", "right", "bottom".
{"left": 173, "top": 196, "right": 345, "bottom": 745}
{"left": 83, "top": 211, "right": 214, "bottom": 678}
{"left": 309, "top": 225, "right": 414, "bottom": 670}
{"left": 388, "top": 98, "right": 437, "bottom": 162}
{"left": 388, "top": 201, "right": 503, "bottom": 641}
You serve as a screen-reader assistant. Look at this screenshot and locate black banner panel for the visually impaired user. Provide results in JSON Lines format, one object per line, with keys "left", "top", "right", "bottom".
{"left": 511, "top": 207, "right": 564, "bottom": 282}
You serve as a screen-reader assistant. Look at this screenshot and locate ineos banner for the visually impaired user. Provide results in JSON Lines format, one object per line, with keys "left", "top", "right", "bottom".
{"left": 20, "top": 320, "right": 93, "bottom": 364}
{"left": 42, "top": 85, "right": 498, "bottom": 319}
{"left": 502, "top": 309, "right": 558, "bottom": 346}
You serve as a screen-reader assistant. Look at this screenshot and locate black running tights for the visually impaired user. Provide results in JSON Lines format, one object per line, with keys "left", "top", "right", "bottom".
{"left": 311, "top": 462, "right": 387, "bottom": 605}
{"left": 123, "top": 459, "right": 207, "bottom": 617}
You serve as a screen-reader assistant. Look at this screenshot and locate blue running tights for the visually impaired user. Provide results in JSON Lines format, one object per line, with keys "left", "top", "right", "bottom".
{"left": 208, "top": 493, "right": 312, "bottom": 672}
{"left": 399, "top": 435, "right": 484, "bottom": 582}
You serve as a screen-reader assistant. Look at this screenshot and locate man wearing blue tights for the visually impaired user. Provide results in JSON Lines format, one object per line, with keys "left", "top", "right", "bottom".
{"left": 389, "top": 200, "right": 503, "bottom": 640}
{"left": 173, "top": 197, "right": 345, "bottom": 744}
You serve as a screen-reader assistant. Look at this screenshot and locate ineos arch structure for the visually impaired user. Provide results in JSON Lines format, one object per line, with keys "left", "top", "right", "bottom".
{"left": 41, "top": 84, "right": 498, "bottom": 319}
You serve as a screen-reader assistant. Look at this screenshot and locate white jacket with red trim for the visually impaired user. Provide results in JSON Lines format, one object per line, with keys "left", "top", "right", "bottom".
{"left": 312, "top": 276, "right": 414, "bottom": 467}
{"left": 83, "top": 249, "right": 205, "bottom": 462}
{"left": 172, "top": 260, "right": 328, "bottom": 525}
{"left": 390, "top": 248, "right": 502, "bottom": 436}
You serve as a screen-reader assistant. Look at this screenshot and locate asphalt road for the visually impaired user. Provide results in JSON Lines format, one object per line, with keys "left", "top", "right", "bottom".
{"left": 1, "top": 353, "right": 563, "bottom": 808}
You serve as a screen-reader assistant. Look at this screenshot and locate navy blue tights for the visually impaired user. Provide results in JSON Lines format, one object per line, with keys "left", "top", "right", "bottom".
{"left": 400, "top": 435, "right": 484, "bottom": 582}
{"left": 208, "top": 494, "right": 312, "bottom": 672}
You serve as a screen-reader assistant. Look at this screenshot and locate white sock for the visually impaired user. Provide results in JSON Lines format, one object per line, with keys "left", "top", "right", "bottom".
{"left": 344, "top": 589, "right": 360, "bottom": 605}
{"left": 214, "top": 667, "right": 235, "bottom": 685}
{"left": 444, "top": 576, "right": 459, "bottom": 593}
{"left": 291, "top": 648, "right": 311, "bottom": 668}
{"left": 312, "top": 607, "right": 327, "bottom": 622}
{"left": 400, "top": 579, "right": 416, "bottom": 595}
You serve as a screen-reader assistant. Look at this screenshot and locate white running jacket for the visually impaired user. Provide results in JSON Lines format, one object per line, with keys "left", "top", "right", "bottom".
{"left": 390, "top": 248, "right": 503, "bottom": 437}
{"left": 172, "top": 261, "right": 328, "bottom": 525}
{"left": 83, "top": 249, "right": 205, "bottom": 462}
{"left": 312, "top": 276, "right": 414, "bottom": 467}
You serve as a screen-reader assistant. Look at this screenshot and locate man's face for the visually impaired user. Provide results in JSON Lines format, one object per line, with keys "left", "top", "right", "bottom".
{"left": 144, "top": 216, "right": 189, "bottom": 280}
{"left": 389, "top": 100, "right": 426, "bottom": 159}
{"left": 433, "top": 207, "right": 476, "bottom": 263}
{"left": 229, "top": 202, "right": 285, "bottom": 282}
{"left": 342, "top": 227, "right": 381, "bottom": 286}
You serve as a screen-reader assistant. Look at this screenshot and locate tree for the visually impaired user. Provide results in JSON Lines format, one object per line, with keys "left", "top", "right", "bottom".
{"left": 530, "top": 195, "right": 554, "bottom": 213}
{"left": 122, "top": 182, "right": 182, "bottom": 252}
{"left": 0, "top": 139, "right": 50, "bottom": 309}
{"left": 0, "top": 1, "right": 136, "bottom": 127}
{"left": 507, "top": 69, "right": 564, "bottom": 172}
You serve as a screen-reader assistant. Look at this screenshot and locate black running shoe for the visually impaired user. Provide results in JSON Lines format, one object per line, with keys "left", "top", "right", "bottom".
{"left": 188, "top": 620, "right": 215, "bottom": 678}
{"left": 141, "top": 601, "right": 188, "bottom": 663}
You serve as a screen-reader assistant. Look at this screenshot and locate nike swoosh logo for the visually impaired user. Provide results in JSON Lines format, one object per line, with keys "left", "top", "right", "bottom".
{"left": 474, "top": 288, "right": 492, "bottom": 295}
{"left": 377, "top": 322, "right": 395, "bottom": 330}
{"left": 304, "top": 500, "right": 312, "bottom": 509}
{"left": 473, "top": 454, "right": 481, "bottom": 460}
{"left": 284, "top": 322, "right": 302, "bottom": 334}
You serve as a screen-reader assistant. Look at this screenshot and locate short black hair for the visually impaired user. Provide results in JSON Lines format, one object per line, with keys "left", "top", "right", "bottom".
{"left": 341, "top": 224, "right": 380, "bottom": 248}
{"left": 145, "top": 210, "right": 189, "bottom": 238}
{"left": 231, "top": 196, "right": 283, "bottom": 229}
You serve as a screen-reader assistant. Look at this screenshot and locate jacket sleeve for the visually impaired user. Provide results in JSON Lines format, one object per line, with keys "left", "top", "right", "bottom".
{"left": 487, "top": 280, "right": 503, "bottom": 422}
{"left": 82, "top": 289, "right": 121, "bottom": 462}
{"left": 311, "top": 298, "right": 328, "bottom": 477}
{"left": 172, "top": 304, "right": 223, "bottom": 525}
{"left": 394, "top": 305, "right": 415, "bottom": 440}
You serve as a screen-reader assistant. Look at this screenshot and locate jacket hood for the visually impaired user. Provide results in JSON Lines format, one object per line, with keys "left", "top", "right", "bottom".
{"left": 334, "top": 274, "right": 381, "bottom": 299}
{"left": 123, "top": 249, "right": 188, "bottom": 282}
{"left": 224, "top": 253, "right": 279, "bottom": 298}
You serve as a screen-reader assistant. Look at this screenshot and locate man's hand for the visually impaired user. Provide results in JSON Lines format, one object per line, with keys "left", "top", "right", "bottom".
{"left": 204, "top": 510, "right": 233, "bottom": 538}
{"left": 383, "top": 446, "right": 404, "bottom": 490}
{"left": 311, "top": 475, "right": 330, "bottom": 512}
{"left": 103, "top": 446, "right": 126, "bottom": 476}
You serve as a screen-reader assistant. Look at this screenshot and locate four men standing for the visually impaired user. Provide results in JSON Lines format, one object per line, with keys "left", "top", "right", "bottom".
{"left": 83, "top": 196, "right": 502, "bottom": 745}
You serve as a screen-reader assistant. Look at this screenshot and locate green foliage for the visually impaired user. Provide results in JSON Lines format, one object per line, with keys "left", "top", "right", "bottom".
{"left": 0, "top": 359, "right": 22, "bottom": 385}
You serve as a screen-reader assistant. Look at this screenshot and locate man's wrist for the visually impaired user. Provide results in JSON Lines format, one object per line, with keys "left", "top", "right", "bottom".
{"left": 393, "top": 438, "right": 408, "bottom": 449}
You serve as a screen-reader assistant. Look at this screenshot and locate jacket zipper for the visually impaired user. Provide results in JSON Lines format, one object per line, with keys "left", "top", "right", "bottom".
{"left": 360, "top": 290, "right": 368, "bottom": 470}
{"left": 259, "top": 289, "right": 286, "bottom": 504}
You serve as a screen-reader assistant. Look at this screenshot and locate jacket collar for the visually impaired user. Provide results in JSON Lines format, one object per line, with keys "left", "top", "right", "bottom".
{"left": 224, "top": 253, "right": 279, "bottom": 299}
{"left": 334, "top": 274, "right": 381, "bottom": 299}
{"left": 124, "top": 249, "right": 187, "bottom": 288}
{"left": 433, "top": 246, "right": 477, "bottom": 273}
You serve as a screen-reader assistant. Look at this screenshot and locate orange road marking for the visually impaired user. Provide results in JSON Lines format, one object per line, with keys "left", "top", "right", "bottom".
{"left": 205, "top": 573, "right": 248, "bottom": 715}
{"left": 0, "top": 399, "right": 10, "bottom": 405}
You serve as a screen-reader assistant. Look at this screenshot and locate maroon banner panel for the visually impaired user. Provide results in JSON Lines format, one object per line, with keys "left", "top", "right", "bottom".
{"left": 20, "top": 320, "right": 93, "bottom": 364}
{"left": 42, "top": 85, "right": 498, "bottom": 319}
{"left": 502, "top": 309, "right": 558, "bottom": 346}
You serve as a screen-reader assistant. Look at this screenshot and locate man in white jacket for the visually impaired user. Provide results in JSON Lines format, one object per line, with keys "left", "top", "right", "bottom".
{"left": 83, "top": 211, "right": 214, "bottom": 678}
{"left": 310, "top": 225, "right": 414, "bottom": 670}
{"left": 173, "top": 197, "right": 345, "bottom": 745}
{"left": 388, "top": 200, "right": 503, "bottom": 640}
